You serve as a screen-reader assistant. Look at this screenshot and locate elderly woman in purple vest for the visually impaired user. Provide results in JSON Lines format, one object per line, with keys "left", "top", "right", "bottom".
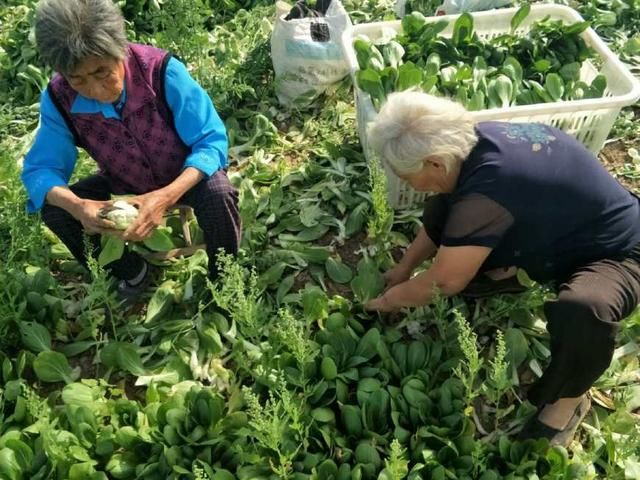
{"left": 21, "top": 0, "right": 241, "bottom": 297}
{"left": 363, "top": 91, "right": 640, "bottom": 446}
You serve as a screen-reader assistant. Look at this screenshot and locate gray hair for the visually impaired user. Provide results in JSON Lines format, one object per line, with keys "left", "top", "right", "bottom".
{"left": 368, "top": 91, "right": 478, "bottom": 175}
{"left": 35, "top": 0, "right": 127, "bottom": 75}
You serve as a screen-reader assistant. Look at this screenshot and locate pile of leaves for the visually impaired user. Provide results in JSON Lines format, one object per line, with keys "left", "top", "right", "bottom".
{"left": 355, "top": 5, "right": 608, "bottom": 111}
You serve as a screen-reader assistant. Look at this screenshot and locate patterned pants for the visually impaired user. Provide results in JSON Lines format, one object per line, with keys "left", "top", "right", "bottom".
{"left": 41, "top": 170, "right": 241, "bottom": 280}
{"left": 421, "top": 194, "right": 640, "bottom": 406}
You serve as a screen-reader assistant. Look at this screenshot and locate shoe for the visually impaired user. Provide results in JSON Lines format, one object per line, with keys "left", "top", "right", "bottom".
{"left": 461, "top": 275, "right": 527, "bottom": 299}
{"left": 116, "top": 263, "right": 156, "bottom": 307}
{"left": 517, "top": 395, "right": 591, "bottom": 447}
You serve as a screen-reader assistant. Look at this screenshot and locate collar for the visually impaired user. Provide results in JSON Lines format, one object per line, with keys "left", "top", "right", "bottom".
{"left": 69, "top": 80, "right": 127, "bottom": 119}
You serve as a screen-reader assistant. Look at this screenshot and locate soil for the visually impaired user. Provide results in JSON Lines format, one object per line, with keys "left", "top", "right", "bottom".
{"left": 600, "top": 140, "right": 640, "bottom": 193}
{"left": 68, "top": 349, "right": 99, "bottom": 379}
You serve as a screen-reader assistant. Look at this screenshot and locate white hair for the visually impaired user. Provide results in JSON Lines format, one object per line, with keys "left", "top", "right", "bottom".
{"left": 367, "top": 90, "right": 478, "bottom": 175}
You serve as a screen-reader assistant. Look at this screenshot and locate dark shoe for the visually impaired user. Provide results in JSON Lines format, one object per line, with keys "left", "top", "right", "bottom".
{"left": 517, "top": 395, "right": 591, "bottom": 447}
{"left": 461, "top": 275, "right": 527, "bottom": 299}
{"left": 116, "top": 264, "right": 156, "bottom": 307}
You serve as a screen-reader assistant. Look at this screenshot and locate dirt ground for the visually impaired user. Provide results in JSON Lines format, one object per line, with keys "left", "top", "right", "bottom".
{"left": 600, "top": 140, "right": 640, "bottom": 193}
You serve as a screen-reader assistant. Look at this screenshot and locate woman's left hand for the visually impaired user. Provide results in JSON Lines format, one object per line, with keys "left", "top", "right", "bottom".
{"left": 365, "top": 295, "right": 397, "bottom": 313}
{"left": 123, "top": 191, "right": 172, "bottom": 241}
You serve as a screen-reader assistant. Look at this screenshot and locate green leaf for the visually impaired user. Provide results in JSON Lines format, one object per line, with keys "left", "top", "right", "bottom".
{"left": 302, "top": 284, "right": 329, "bottom": 321}
{"left": 0, "top": 448, "right": 22, "bottom": 480}
{"left": 33, "top": 351, "right": 78, "bottom": 384}
{"left": 117, "top": 343, "right": 146, "bottom": 376}
{"left": 321, "top": 357, "right": 338, "bottom": 380}
{"left": 350, "top": 257, "right": 384, "bottom": 303}
{"left": 143, "top": 228, "right": 175, "bottom": 251}
{"left": 472, "top": 56, "right": 487, "bottom": 89}
{"left": 488, "top": 75, "right": 513, "bottom": 108}
{"left": 145, "top": 281, "right": 176, "bottom": 323}
{"left": 29, "top": 267, "right": 52, "bottom": 294}
{"left": 98, "top": 236, "right": 125, "bottom": 267}
{"left": 354, "top": 39, "right": 373, "bottom": 71}
{"left": 357, "top": 69, "right": 386, "bottom": 111}
{"left": 379, "top": 67, "right": 399, "bottom": 96}
{"left": 504, "top": 328, "right": 529, "bottom": 369}
{"left": 590, "top": 74, "right": 607, "bottom": 96}
{"left": 558, "top": 62, "right": 581, "bottom": 82}
{"left": 355, "top": 328, "right": 381, "bottom": 361}
{"left": 106, "top": 452, "right": 137, "bottom": 479}
{"left": 396, "top": 62, "right": 424, "bottom": 92}
{"left": 564, "top": 21, "right": 590, "bottom": 35}
{"left": 18, "top": 321, "right": 51, "bottom": 353}
{"left": 510, "top": 3, "right": 530, "bottom": 32}
{"left": 440, "top": 66, "right": 458, "bottom": 89}
{"left": 382, "top": 41, "right": 405, "bottom": 70}
{"left": 401, "top": 11, "right": 428, "bottom": 37}
{"left": 532, "top": 59, "right": 551, "bottom": 73}
{"left": 59, "top": 341, "right": 95, "bottom": 357}
{"left": 69, "top": 462, "right": 99, "bottom": 480}
{"left": 325, "top": 257, "right": 353, "bottom": 284}
{"left": 346, "top": 202, "right": 368, "bottom": 237}
{"left": 4, "top": 440, "right": 33, "bottom": 473}
{"left": 502, "top": 56, "right": 523, "bottom": 85}
{"left": 452, "top": 13, "right": 474, "bottom": 46}
{"left": 425, "top": 53, "right": 441, "bottom": 77}
{"left": 278, "top": 224, "right": 329, "bottom": 242}
{"left": 276, "top": 274, "right": 295, "bottom": 304}
{"left": 62, "top": 382, "right": 98, "bottom": 406}
{"left": 258, "top": 261, "right": 287, "bottom": 289}
{"left": 528, "top": 80, "right": 553, "bottom": 103}
{"left": 300, "top": 204, "right": 324, "bottom": 228}
{"left": 544, "top": 73, "right": 564, "bottom": 101}
{"left": 466, "top": 90, "right": 486, "bottom": 111}
{"left": 311, "top": 407, "right": 335, "bottom": 423}
{"left": 100, "top": 342, "right": 146, "bottom": 376}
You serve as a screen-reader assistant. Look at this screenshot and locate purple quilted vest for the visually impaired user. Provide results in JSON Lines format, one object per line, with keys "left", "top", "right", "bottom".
{"left": 48, "top": 43, "right": 190, "bottom": 194}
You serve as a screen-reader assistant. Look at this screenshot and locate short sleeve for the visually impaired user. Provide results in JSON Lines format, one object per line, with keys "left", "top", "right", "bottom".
{"left": 441, "top": 193, "right": 514, "bottom": 248}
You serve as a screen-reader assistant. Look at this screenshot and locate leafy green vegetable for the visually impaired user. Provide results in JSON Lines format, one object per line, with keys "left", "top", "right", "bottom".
{"left": 33, "top": 351, "right": 79, "bottom": 384}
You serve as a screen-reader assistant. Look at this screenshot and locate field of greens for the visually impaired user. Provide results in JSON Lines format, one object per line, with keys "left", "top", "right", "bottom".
{"left": 1, "top": 1, "right": 640, "bottom": 479}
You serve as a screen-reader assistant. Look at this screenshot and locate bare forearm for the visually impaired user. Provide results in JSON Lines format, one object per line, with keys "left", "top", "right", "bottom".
{"left": 46, "top": 186, "right": 83, "bottom": 217}
{"left": 381, "top": 268, "right": 462, "bottom": 309}
{"left": 155, "top": 167, "right": 205, "bottom": 205}
{"left": 397, "top": 227, "right": 437, "bottom": 272}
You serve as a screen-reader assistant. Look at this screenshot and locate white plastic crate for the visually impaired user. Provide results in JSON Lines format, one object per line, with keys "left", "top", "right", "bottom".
{"left": 341, "top": 4, "right": 640, "bottom": 209}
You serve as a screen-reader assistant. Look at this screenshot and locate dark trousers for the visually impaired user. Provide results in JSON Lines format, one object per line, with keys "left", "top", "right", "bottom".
{"left": 41, "top": 170, "right": 241, "bottom": 280}
{"left": 422, "top": 195, "right": 640, "bottom": 406}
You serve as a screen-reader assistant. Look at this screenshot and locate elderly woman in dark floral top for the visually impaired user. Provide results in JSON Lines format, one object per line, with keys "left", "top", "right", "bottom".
{"left": 364, "top": 90, "right": 640, "bottom": 447}
{"left": 22, "top": 0, "right": 240, "bottom": 297}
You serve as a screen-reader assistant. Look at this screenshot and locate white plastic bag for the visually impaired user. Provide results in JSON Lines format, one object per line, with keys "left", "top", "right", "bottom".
{"left": 271, "top": 0, "right": 352, "bottom": 107}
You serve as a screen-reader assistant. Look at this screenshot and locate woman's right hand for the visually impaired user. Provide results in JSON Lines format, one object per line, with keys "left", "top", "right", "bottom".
{"left": 73, "top": 199, "right": 117, "bottom": 234}
{"left": 384, "top": 264, "right": 412, "bottom": 289}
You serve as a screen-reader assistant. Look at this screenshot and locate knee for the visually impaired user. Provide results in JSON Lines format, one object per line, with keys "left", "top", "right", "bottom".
{"left": 196, "top": 172, "right": 238, "bottom": 203}
{"left": 544, "top": 289, "right": 617, "bottom": 343}
{"left": 549, "top": 288, "right": 611, "bottom": 321}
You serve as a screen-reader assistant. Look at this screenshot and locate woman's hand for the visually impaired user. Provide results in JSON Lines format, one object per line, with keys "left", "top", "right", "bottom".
{"left": 384, "top": 264, "right": 412, "bottom": 289}
{"left": 123, "top": 191, "right": 172, "bottom": 241}
{"left": 365, "top": 294, "right": 398, "bottom": 313}
{"left": 73, "top": 199, "right": 117, "bottom": 234}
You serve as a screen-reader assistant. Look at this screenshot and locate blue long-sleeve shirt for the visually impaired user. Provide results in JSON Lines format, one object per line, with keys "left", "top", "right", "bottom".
{"left": 21, "top": 57, "right": 227, "bottom": 212}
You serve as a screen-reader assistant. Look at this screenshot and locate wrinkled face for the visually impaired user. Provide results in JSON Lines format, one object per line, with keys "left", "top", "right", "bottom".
{"left": 395, "top": 156, "right": 452, "bottom": 193}
{"left": 65, "top": 55, "right": 125, "bottom": 103}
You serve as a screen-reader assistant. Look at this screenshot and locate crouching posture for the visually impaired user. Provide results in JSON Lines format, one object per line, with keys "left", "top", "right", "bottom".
{"left": 22, "top": 0, "right": 241, "bottom": 296}
{"left": 364, "top": 90, "right": 640, "bottom": 446}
